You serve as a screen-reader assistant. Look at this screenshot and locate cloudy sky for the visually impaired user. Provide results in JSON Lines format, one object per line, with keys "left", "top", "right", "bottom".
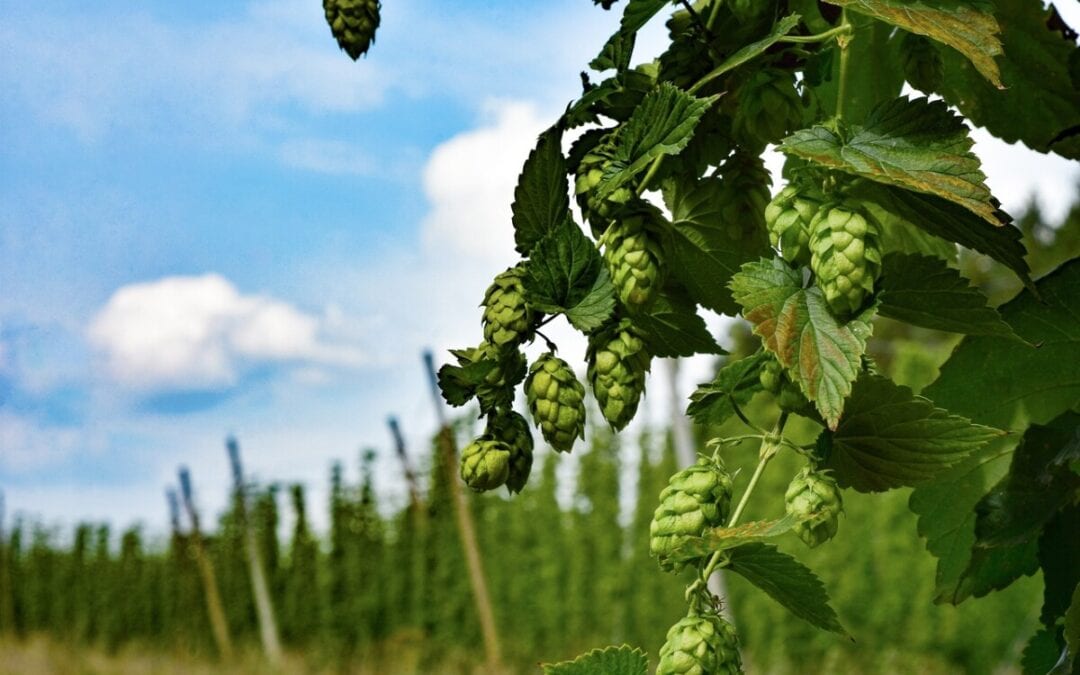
{"left": 1, "top": 0, "right": 1078, "bottom": 536}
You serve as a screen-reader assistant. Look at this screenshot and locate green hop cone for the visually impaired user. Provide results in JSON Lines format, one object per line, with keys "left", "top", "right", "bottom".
{"left": 732, "top": 69, "right": 804, "bottom": 149}
{"left": 650, "top": 458, "right": 733, "bottom": 571}
{"left": 459, "top": 436, "right": 511, "bottom": 492}
{"left": 487, "top": 409, "right": 534, "bottom": 494}
{"left": 323, "top": 0, "right": 381, "bottom": 61}
{"left": 809, "top": 200, "right": 883, "bottom": 316}
{"left": 715, "top": 152, "right": 772, "bottom": 243}
{"left": 574, "top": 147, "right": 634, "bottom": 229}
{"left": 785, "top": 467, "right": 843, "bottom": 547}
{"left": 601, "top": 210, "right": 665, "bottom": 311}
{"left": 900, "top": 33, "right": 944, "bottom": 94}
{"left": 587, "top": 319, "right": 651, "bottom": 431}
{"left": 472, "top": 343, "right": 527, "bottom": 413}
{"left": 765, "top": 184, "right": 824, "bottom": 267}
{"left": 481, "top": 266, "right": 535, "bottom": 349}
{"left": 525, "top": 353, "right": 586, "bottom": 453}
{"left": 759, "top": 359, "right": 782, "bottom": 394}
{"left": 657, "top": 611, "right": 743, "bottom": 675}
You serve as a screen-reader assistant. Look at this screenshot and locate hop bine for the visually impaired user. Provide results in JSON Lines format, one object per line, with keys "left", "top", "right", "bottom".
{"left": 657, "top": 610, "right": 743, "bottom": 675}
{"left": 785, "top": 467, "right": 844, "bottom": 547}
{"left": 323, "top": 0, "right": 380, "bottom": 60}
{"left": 587, "top": 318, "right": 650, "bottom": 431}
{"left": 809, "top": 199, "right": 883, "bottom": 316}
{"left": 525, "top": 353, "right": 586, "bottom": 453}
{"left": 650, "top": 457, "right": 733, "bottom": 571}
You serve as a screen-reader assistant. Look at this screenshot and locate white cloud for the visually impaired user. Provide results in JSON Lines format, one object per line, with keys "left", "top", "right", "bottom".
{"left": 87, "top": 274, "right": 364, "bottom": 391}
{"left": 0, "top": 412, "right": 105, "bottom": 473}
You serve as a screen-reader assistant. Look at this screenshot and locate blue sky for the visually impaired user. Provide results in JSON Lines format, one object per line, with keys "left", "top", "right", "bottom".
{"left": 2, "top": 0, "right": 1078, "bottom": 535}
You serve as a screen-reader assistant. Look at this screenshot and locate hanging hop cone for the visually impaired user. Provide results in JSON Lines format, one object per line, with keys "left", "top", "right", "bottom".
{"left": 900, "top": 33, "right": 944, "bottom": 94}
{"left": 715, "top": 152, "right": 772, "bottom": 242}
{"left": 650, "top": 457, "right": 733, "bottom": 571}
{"left": 759, "top": 358, "right": 783, "bottom": 394}
{"left": 809, "top": 200, "right": 883, "bottom": 316}
{"left": 765, "top": 184, "right": 824, "bottom": 267}
{"left": 323, "top": 0, "right": 381, "bottom": 60}
{"left": 601, "top": 210, "right": 666, "bottom": 311}
{"left": 574, "top": 146, "right": 635, "bottom": 229}
{"left": 587, "top": 319, "right": 651, "bottom": 431}
{"left": 759, "top": 357, "right": 811, "bottom": 413}
{"left": 459, "top": 436, "right": 511, "bottom": 492}
{"left": 487, "top": 409, "right": 534, "bottom": 494}
{"left": 657, "top": 611, "right": 743, "bottom": 675}
{"left": 482, "top": 265, "right": 535, "bottom": 350}
{"left": 468, "top": 342, "right": 527, "bottom": 413}
{"left": 732, "top": 69, "right": 804, "bottom": 149}
{"left": 525, "top": 353, "right": 586, "bottom": 453}
{"left": 785, "top": 467, "right": 843, "bottom": 547}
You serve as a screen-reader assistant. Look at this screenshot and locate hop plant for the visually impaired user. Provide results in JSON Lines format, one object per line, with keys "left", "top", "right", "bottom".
{"left": 574, "top": 146, "right": 635, "bottom": 228}
{"left": 809, "top": 200, "right": 883, "bottom": 315}
{"left": 482, "top": 265, "right": 535, "bottom": 349}
{"left": 657, "top": 611, "right": 743, "bottom": 675}
{"left": 601, "top": 210, "right": 665, "bottom": 310}
{"left": 650, "top": 457, "right": 733, "bottom": 570}
{"left": 900, "top": 33, "right": 944, "bottom": 94}
{"left": 587, "top": 319, "right": 651, "bottom": 430}
{"left": 785, "top": 467, "right": 843, "bottom": 547}
{"left": 487, "top": 409, "right": 534, "bottom": 494}
{"left": 715, "top": 152, "right": 772, "bottom": 242}
{"left": 525, "top": 353, "right": 586, "bottom": 453}
{"left": 323, "top": 0, "right": 381, "bottom": 61}
{"left": 732, "top": 69, "right": 804, "bottom": 149}
{"left": 765, "top": 184, "right": 824, "bottom": 267}
{"left": 459, "top": 436, "right": 512, "bottom": 492}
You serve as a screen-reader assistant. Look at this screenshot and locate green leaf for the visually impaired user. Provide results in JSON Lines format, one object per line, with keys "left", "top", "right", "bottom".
{"left": 591, "top": 0, "right": 670, "bottom": 73}
{"left": 565, "top": 268, "right": 617, "bottom": 332}
{"left": 954, "top": 538, "right": 1039, "bottom": 602}
{"left": 725, "top": 543, "right": 849, "bottom": 637}
{"left": 542, "top": 645, "right": 648, "bottom": 675}
{"left": 975, "top": 412, "right": 1080, "bottom": 547}
{"left": 669, "top": 515, "right": 801, "bottom": 561}
{"left": 707, "top": 14, "right": 802, "bottom": 78}
{"left": 634, "top": 290, "right": 724, "bottom": 358}
{"left": 935, "top": 0, "right": 1080, "bottom": 159}
{"left": 512, "top": 127, "right": 570, "bottom": 256}
{"left": 1038, "top": 504, "right": 1080, "bottom": 626}
{"left": 824, "top": 0, "right": 1003, "bottom": 87}
{"left": 923, "top": 259, "right": 1080, "bottom": 431}
{"left": 818, "top": 374, "right": 1003, "bottom": 492}
{"left": 663, "top": 176, "right": 772, "bottom": 316}
{"left": 781, "top": 97, "right": 1002, "bottom": 225}
{"left": 523, "top": 217, "right": 608, "bottom": 317}
{"left": 869, "top": 201, "right": 957, "bottom": 262}
{"left": 730, "top": 259, "right": 875, "bottom": 429}
{"left": 436, "top": 353, "right": 497, "bottom": 407}
{"left": 851, "top": 180, "right": 1031, "bottom": 289}
{"left": 810, "top": 13, "right": 905, "bottom": 123}
{"left": 1021, "top": 629, "right": 1063, "bottom": 675}
{"left": 598, "top": 83, "right": 719, "bottom": 199}
{"left": 878, "top": 253, "right": 1018, "bottom": 338}
{"left": 686, "top": 352, "right": 768, "bottom": 426}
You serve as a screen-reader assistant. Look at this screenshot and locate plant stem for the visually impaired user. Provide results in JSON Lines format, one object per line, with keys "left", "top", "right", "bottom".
{"left": 706, "top": 0, "right": 724, "bottom": 31}
{"left": 776, "top": 24, "right": 852, "bottom": 45}
{"left": 835, "top": 10, "right": 853, "bottom": 121}
{"left": 636, "top": 157, "right": 665, "bottom": 196}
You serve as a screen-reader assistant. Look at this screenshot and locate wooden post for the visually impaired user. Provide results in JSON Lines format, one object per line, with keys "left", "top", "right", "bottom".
{"left": 227, "top": 438, "right": 284, "bottom": 666}
{"left": 178, "top": 466, "right": 234, "bottom": 660}
{"left": 388, "top": 416, "right": 422, "bottom": 508}
{"left": 423, "top": 350, "right": 504, "bottom": 672}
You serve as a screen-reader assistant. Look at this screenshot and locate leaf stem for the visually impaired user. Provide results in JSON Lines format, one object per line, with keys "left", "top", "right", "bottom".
{"left": 776, "top": 24, "right": 852, "bottom": 45}
{"left": 835, "top": 10, "right": 853, "bottom": 121}
{"left": 636, "top": 157, "right": 665, "bottom": 196}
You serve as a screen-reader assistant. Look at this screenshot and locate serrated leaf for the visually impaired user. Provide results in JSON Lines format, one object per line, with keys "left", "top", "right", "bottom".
{"left": 634, "top": 289, "right": 724, "bottom": 358}
{"left": 512, "top": 127, "right": 570, "bottom": 256}
{"left": 597, "top": 83, "right": 718, "bottom": 199}
{"left": 729, "top": 259, "right": 875, "bottom": 429}
{"left": 668, "top": 515, "right": 800, "bottom": 562}
{"left": 878, "top": 253, "right": 1018, "bottom": 338}
{"left": 923, "top": 259, "right": 1080, "bottom": 431}
{"left": 824, "top": 0, "right": 1003, "bottom": 87}
{"left": 954, "top": 538, "right": 1039, "bottom": 602}
{"left": 1038, "top": 504, "right": 1080, "bottom": 626}
{"left": 523, "top": 217, "right": 607, "bottom": 316}
{"left": 725, "top": 543, "right": 849, "bottom": 636}
{"left": 781, "top": 97, "right": 1002, "bottom": 225}
{"left": 592, "top": 0, "right": 670, "bottom": 73}
{"left": 565, "top": 267, "right": 617, "bottom": 332}
{"left": 686, "top": 352, "right": 768, "bottom": 426}
{"left": 819, "top": 374, "right": 1003, "bottom": 492}
{"left": 542, "top": 644, "right": 648, "bottom": 675}
{"left": 1021, "top": 629, "right": 1063, "bottom": 675}
{"left": 664, "top": 176, "right": 772, "bottom": 316}
{"left": 437, "top": 359, "right": 496, "bottom": 407}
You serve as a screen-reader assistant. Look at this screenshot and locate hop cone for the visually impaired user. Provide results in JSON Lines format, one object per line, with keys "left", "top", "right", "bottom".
{"left": 765, "top": 184, "right": 824, "bottom": 267}
{"left": 525, "top": 353, "right": 586, "bottom": 453}
{"left": 785, "top": 467, "right": 843, "bottom": 547}
{"left": 574, "top": 147, "right": 634, "bottom": 228}
{"left": 732, "top": 69, "right": 804, "bottom": 149}
{"left": 715, "top": 153, "right": 772, "bottom": 243}
{"left": 459, "top": 436, "right": 511, "bottom": 492}
{"left": 601, "top": 210, "right": 665, "bottom": 310}
{"left": 900, "top": 33, "right": 944, "bottom": 94}
{"left": 759, "top": 358, "right": 782, "bottom": 394}
{"left": 323, "top": 0, "right": 380, "bottom": 60}
{"left": 587, "top": 319, "right": 651, "bottom": 430}
{"left": 456, "top": 342, "right": 526, "bottom": 413}
{"left": 488, "top": 409, "right": 534, "bottom": 494}
{"left": 650, "top": 458, "right": 733, "bottom": 570}
{"left": 760, "top": 357, "right": 811, "bottom": 412}
{"left": 658, "top": 612, "right": 743, "bottom": 675}
{"left": 482, "top": 266, "right": 535, "bottom": 349}
{"left": 809, "top": 200, "right": 883, "bottom": 315}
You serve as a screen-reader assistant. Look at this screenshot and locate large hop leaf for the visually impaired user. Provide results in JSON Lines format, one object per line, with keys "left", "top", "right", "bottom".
{"left": 657, "top": 611, "right": 743, "bottom": 675}
{"left": 650, "top": 457, "right": 733, "bottom": 571}
{"left": 482, "top": 265, "right": 536, "bottom": 349}
{"left": 765, "top": 184, "right": 824, "bottom": 267}
{"left": 785, "top": 467, "right": 843, "bottom": 548}
{"left": 731, "top": 68, "right": 805, "bottom": 149}
{"left": 809, "top": 200, "right": 884, "bottom": 316}
{"left": 601, "top": 210, "right": 666, "bottom": 311}
{"left": 587, "top": 318, "right": 651, "bottom": 430}
{"left": 525, "top": 353, "right": 587, "bottom": 453}
{"left": 487, "top": 409, "right": 534, "bottom": 494}
{"left": 459, "top": 436, "right": 511, "bottom": 492}
{"left": 323, "top": 0, "right": 380, "bottom": 60}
